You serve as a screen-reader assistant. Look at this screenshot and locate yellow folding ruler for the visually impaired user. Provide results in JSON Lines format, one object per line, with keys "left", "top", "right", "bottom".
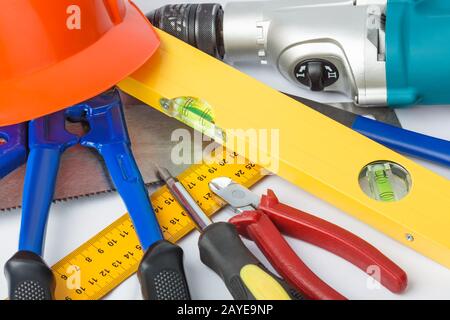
{"left": 118, "top": 29, "right": 450, "bottom": 268}
{"left": 51, "top": 150, "right": 265, "bottom": 300}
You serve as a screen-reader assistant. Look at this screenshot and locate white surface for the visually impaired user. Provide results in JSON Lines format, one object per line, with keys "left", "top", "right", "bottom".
{"left": 1, "top": 0, "right": 450, "bottom": 300}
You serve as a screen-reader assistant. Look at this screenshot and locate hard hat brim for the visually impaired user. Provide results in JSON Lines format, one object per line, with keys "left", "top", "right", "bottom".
{"left": 0, "top": 1, "right": 160, "bottom": 126}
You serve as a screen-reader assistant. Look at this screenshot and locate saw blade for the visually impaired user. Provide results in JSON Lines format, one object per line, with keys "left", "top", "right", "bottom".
{"left": 328, "top": 102, "right": 402, "bottom": 128}
{"left": 0, "top": 94, "right": 196, "bottom": 211}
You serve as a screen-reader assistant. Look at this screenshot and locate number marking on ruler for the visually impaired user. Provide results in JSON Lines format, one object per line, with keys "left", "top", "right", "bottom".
{"left": 51, "top": 151, "right": 265, "bottom": 300}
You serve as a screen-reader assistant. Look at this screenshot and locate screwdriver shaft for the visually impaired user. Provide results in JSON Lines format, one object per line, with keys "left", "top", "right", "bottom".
{"left": 157, "top": 167, "right": 212, "bottom": 231}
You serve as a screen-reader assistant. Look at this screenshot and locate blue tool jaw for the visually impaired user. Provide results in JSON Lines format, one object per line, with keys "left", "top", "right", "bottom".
{"left": 66, "top": 89, "right": 131, "bottom": 150}
{"left": 0, "top": 123, "right": 28, "bottom": 179}
{"left": 29, "top": 111, "right": 78, "bottom": 151}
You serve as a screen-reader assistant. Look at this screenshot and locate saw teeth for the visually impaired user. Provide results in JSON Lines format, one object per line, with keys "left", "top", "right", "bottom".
{"left": 0, "top": 206, "right": 19, "bottom": 212}
{"left": 0, "top": 182, "right": 161, "bottom": 212}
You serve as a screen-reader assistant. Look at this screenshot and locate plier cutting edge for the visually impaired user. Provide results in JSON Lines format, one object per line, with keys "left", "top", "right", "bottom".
{"left": 209, "top": 177, "right": 408, "bottom": 300}
{"left": 3, "top": 89, "right": 190, "bottom": 300}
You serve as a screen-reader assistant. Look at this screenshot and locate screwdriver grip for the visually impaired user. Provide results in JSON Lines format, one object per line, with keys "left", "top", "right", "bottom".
{"left": 198, "top": 222, "right": 304, "bottom": 300}
{"left": 4, "top": 251, "right": 55, "bottom": 300}
{"left": 138, "top": 240, "right": 191, "bottom": 300}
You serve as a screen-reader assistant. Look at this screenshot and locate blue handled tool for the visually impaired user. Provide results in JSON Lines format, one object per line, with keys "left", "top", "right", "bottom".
{"left": 19, "top": 111, "right": 78, "bottom": 255}
{"left": 0, "top": 123, "right": 28, "bottom": 179}
{"left": 65, "top": 96, "right": 163, "bottom": 250}
{"left": 287, "top": 94, "right": 450, "bottom": 167}
{"left": 4, "top": 89, "right": 190, "bottom": 300}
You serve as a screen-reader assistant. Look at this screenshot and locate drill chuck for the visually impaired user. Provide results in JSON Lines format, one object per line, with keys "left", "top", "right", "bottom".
{"left": 147, "top": 3, "right": 225, "bottom": 59}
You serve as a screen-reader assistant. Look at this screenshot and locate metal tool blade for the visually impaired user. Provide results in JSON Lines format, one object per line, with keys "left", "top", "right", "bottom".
{"left": 285, "top": 94, "right": 360, "bottom": 128}
{"left": 209, "top": 177, "right": 260, "bottom": 212}
{"left": 329, "top": 102, "right": 402, "bottom": 128}
{"left": 284, "top": 93, "right": 402, "bottom": 128}
{"left": 0, "top": 92, "right": 197, "bottom": 211}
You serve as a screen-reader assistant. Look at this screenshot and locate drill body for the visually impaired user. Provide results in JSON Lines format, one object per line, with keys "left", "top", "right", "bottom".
{"left": 150, "top": 0, "right": 450, "bottom": 108}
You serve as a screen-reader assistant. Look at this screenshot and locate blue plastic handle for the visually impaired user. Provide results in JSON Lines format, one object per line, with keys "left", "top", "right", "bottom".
{"left": 352, "top": 116, "right": 450, "bottom": 167}
{"left": 0, "top": 123, "right": 27, "bottom": 179}
{"left": 97, "top": 142, "right": 163, "bottom": 250}
{"left": 19, "top": 148, "right": 61, "bottom": 255}
{"left": 71, "top": 90, "right": 163, "bottom": 250}
{"left": 19, "top": 111, "right": 78, "bottom": 255}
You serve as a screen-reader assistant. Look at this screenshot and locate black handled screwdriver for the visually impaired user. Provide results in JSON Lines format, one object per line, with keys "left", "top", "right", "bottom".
{"left": 157, "top": 167, "right": 304, "bottom": 300}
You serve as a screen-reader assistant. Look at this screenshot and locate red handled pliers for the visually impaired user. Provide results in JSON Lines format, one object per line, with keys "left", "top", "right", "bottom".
{"left": 209, "top": 177, "right": 408, "bottom": 300}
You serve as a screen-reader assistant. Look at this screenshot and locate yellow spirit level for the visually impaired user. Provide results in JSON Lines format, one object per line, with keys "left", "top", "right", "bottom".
{"left": 119, "top": 29, "right": 450, "bottom": 268}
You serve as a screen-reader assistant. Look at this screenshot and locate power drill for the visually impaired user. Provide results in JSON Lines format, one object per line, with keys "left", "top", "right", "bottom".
{"left": 148, "top": 0, "right": 450, "bottom": 108}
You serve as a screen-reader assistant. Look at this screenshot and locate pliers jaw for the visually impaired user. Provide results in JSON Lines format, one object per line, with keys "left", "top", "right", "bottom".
{"left": 29, "top": 110, "right": 78, "bottom": 150}
{"left": 208, "top": 176, "right": 260, "bottom": 212}
{"left": 3, "top": 88, "right": 129, "bottom": 180}
{"left": 66, "top": 88, "right": 131, "bottom": 150}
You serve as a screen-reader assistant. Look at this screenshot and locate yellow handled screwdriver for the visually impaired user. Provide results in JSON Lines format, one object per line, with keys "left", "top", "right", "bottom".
{"left": 157, "top": 167, "right": 303, "bottom": 300}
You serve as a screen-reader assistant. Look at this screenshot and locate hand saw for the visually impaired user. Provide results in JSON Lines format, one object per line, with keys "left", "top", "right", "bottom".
{"left": 0, "top": 97, "right": 198, "bottom": 211}
{"left": 118, "top": 29, "right": 450, "bottom": 269}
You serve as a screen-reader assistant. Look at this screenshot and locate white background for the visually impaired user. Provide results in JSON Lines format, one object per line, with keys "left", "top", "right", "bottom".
{"left": 0, "top": 0, "right": 449, "bottom": 300}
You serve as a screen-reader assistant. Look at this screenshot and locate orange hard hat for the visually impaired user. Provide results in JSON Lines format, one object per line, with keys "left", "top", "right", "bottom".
{"left": 0, "top": 0, "right": 159, "bottom": 126}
